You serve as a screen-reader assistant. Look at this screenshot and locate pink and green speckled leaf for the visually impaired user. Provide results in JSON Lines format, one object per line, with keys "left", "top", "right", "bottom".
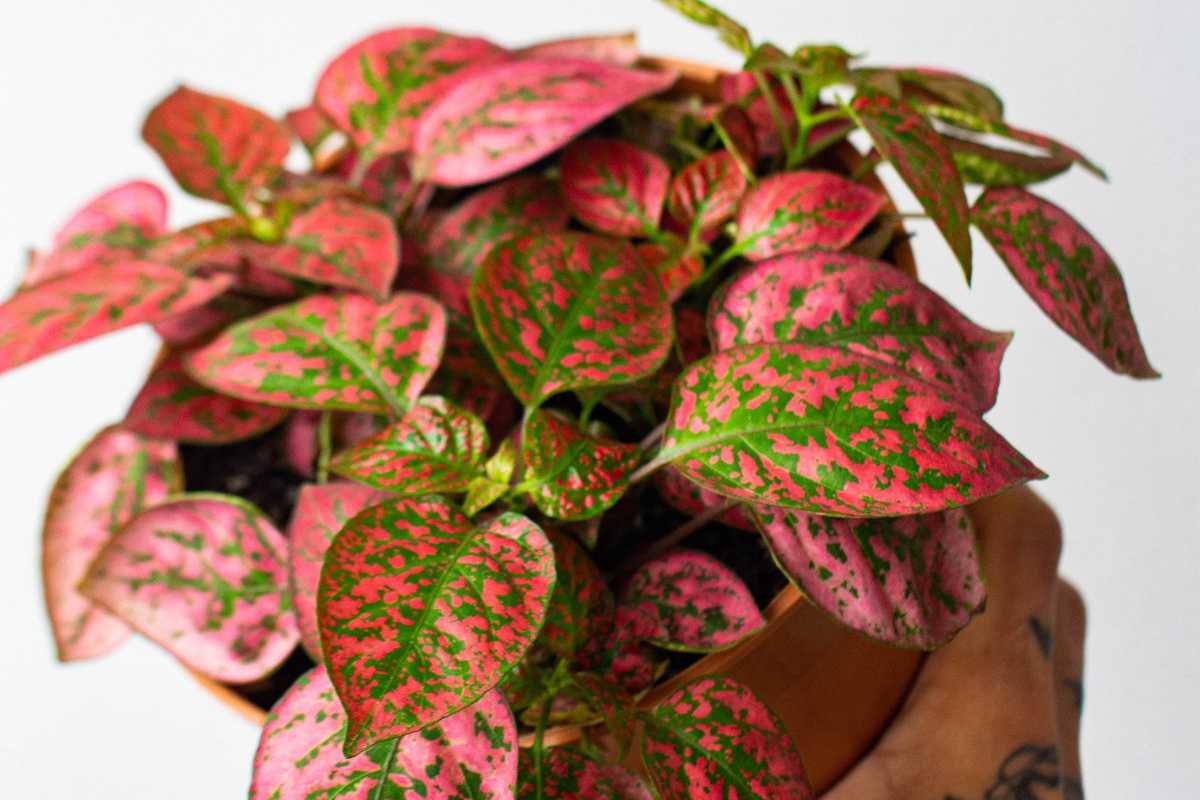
{"left": 561, "top": 138, "right": 670, "bottom": 237}
{"left": 519, "top": 746, "right": 652, "bottom": 800}
{"left": 519, "top": 32, "right": 639, "bottom": 65}
{"left": 654, "top": 465, "right": 755, "bottom": 532}
{"left": 578, "top": 606, "right": 662, "bottom": 695}
{"left": 942, "top": 133, "right": 1071, "bottom": 187}
{"left": 667, "top": 150, "right": 748, "bottom": 238}
{"left": 288, "top": 483, "right": 388, "bottom": 660}
{"left": 522, "top": 411, "right": 640, "bottom": 521}
{"left": 186, "top": 291, "right": 446, "bottom": 415}
{"left": 470, "top": 232, "right": 673, "bottom": 408}
{"left": 755, "top": 505, "right": 984, "bottom": 648}
{"left": 641, "top": 676, "right": 813, "bottom": 800}
{"left": 79, "top": 494, "right": 299, "bottom": 683}
{"left": 124, "top": 350, "right": 288, "bottom": 444}
{"left": 733, "top": 171, "right": 884, "bottom": 262}
{"left": 851, "top": 89, "right": 973, "bottom": 281}
{"left": 142, "top": 86, "right": 290, "bottom": 209}
{"left": 412, "top": 58, "right": 676, "bottom": 187}
{"left": 708, "top": 251, "right": 1012, "bottom": 412}
{"left": 318, "top": 496, "right": 554, "bottom": 755}
{"left": 241, "top": 199, "right": 399, "bottom": 300}
{"left": 885, "top": 67, "right": 1004, "bottom": 122}
{"left": 654, "top": 343, "right": 1044, "bottom": 515}
{"left": 251, "top": 667, "right": 517, "bottom": 800}
{"left": 540, "top": 528, "right": 613, "bottom": 659}
{"left": 285, "top": 104, "right": 338, "bottom": 161}
{"left": 635, "top": 242, "right": 703, "bottom": 303}
{"left": 315, "top": 27, "right": 507, "bottom": 158}
{"left": 972, "top": 187, "right": 1157, "bottom": 378}
{"left": 0, "top": 261, "right": 233, "bottom": 376}
{"left": 620, "top": 549, "right": 764, "bottom": 652}
{"left": 42, "top": 426, "right": 180, "bottom": 662}
{"left": 330, "top": 396, "right": 489, "bottom": 493}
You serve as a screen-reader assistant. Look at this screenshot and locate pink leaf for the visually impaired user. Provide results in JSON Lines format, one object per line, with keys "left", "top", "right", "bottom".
{"left": 540, "top": 528, "right": 613, "bottom": 660}
{"left": 412, "top": 58, "right": 676, "bottom": 187}
{"left": 518, "top": 32, "right": 639, "bottom": 65}
{"left": 654, "top": 465, "right": 756, "bottom": 532}
{"left": 635, "top": 242, "right": 702, "bottom": 303}
{"left": 282, "top": 410, "right": 320, "bottom": 477}
{"left": 284, "top": 104, "right": 338, "bottom": 158}
{"left": 561, "top": 138, "right": 670, "bottom": 237}
{"left": 153, "top": 293, "right": 269, "bottom": 346}
{"left": 667, "top": 150, "right": 748, "bottom": 237}
{"left": 522, "top": 410, "right": 640, "bottom": 521}
{"left": 577, "top": 606, "right": 661, "bottom": 695}
{"left": 520, "top": 745, "right": 653, "bottom": 800}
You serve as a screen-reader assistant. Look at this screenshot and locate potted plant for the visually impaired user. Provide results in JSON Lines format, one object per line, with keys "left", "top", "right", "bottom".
{"left": 7, "top": 1, "right": 1154, "bottom": 797}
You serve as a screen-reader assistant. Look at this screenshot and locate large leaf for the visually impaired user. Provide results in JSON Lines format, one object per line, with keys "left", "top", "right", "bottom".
{"left": 330, "top": 396, "right": 489, "bottom": 493}
{"left": 519, "top": 32, "right": 639, "bottom": 65}
{"left": 654, "top": 465, "right": 756, "bottom": 532}
{"left": 972, "top": 187, "right": 1157, "bottom": 378}
{"left": 241, "top": 199, "right": 399, "bottom": 300}
{"left": 318, "top": 496, "right": 554, "bottom": 755}
{"left": 642, "top": 676, "right": 813, "bottom": 800}
{"left": 942, "top": 132, "right": 1071, "bottom": 187}
{"left": 412, "top": 57, "right": 676, "bottom": 186}
{"left": 470, "top": 232, "right": 672, "bottom": 407}
{"left": 561, "top": 138, "right": 670, "bottom": 237}
{"left": 315, "top": 27, "right": 507, "bottom": 157}
{"left": 708, "top": 251, "right": 1012, "bottom": 412}
{"left": 540, "top": 529, "right": 613, "bottom": 659}
{"left": 667, "top": 150, "right": 748, "bottom": 238}
{"left": 251, "top": 667, "right": 517, "bottom": 800}
{"left": 621, "top": 549, "right": 764, "bottom": 652}
{"left": 0, "top": 261, "right": 233, "bottom": 376}
{"left": 79, "top": 494, "right": 299, "bottom": 682}
{"left": 124, "top": 350, "right": 288, "bottom": 444}
{"left": 522, "top": 410, "right": 640, "bottom": 521}
{"left": 755, "top": 506, "right": 983, "bottom": 648}
{"left": 287, "top": 483, "right": 388, "bottom": 660}
{"left": 186, "top": 291, "right": 446, "bottom": 415}
{"left": 518, "top": 746, "right": 652, "bottom": 800}
{"left": 851, "top": 89, "right": 973, "bottom": 280}
{"left": 42, "top": 426, "right": 180, "bottom": 662}
{"left": 733, "top": 171, "right": 884, "bottom": 261}
{"left": 142, "top": 86, "right": 290, "bottom": 208}
{"left": 654, "top": 343, "right": 1044, "bottom": 515}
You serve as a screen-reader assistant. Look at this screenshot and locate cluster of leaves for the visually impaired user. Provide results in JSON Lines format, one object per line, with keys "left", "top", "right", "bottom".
{"left": 15, "top": 2, "right": 1156, "bottom": 798}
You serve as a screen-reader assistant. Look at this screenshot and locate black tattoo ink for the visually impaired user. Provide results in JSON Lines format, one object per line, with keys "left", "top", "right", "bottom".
{"left": 984, "top": 743, "right": 1061, "bottom": 800}
{"left": 1028, "top": 616, "right": 1053, "bottom": 659}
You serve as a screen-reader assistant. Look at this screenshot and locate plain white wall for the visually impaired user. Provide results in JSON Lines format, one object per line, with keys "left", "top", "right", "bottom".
{"left": 1, "top": 1, "right": 1195, "bottom": 796}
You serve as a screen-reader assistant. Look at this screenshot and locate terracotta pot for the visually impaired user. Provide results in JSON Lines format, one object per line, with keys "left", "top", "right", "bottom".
{"left": 186, "top": 55, "right": 924, "bottom": 794}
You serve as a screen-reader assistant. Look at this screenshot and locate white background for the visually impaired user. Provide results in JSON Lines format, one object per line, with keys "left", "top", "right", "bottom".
{"left": 1, "top": 1, "right": 1196, "bottom": 796}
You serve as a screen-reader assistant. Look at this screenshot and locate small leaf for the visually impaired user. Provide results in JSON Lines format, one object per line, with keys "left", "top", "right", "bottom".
{"left": 641, "top": 676, "right": 813, "bottom": 800}
{"left": 464, "top": 478, "right": 509, "bottom": 517}
{"left": 654, "top": 465, "right": 755, "bottom": 532}
{"left": 540, "top": 529, "right": 613, "bottom": 659}
{"left": 894, "top": 67, "right": 1004, "bottom": 122}
{"left": 251, "top": 667, "right": 518, "bottom": 800}
{"left": 755, "top": 506, "right": 984, "bottom": 648}
{"left": 621, "top": 549, "right": 764, "bottom": 652}
{"left": 284, "top": 104, "right": 338, "bottom": 160}
{"left": 578, "top": 606, "right": 661, "bottom": 694}
{"left": 635, "top": 242, "right": 703, "bottom": 303}
{"left": 42, "top": 426, "right": 180, "bottom": 662}
{"left": 519, "top": 31, "right": 639, "bottom": 65}
{"left": 851, "top": 89, "right": 973, "bottom": 280}
{"left": 318, "top": 496, "right": 554, "bottom": 755}
{"left": 657, "top": 0, "right": 754, "bottom": 57}
{"left": 470, "top": 232, "right": 672, "bottom": 407}
{"left": 971, "top": 187, "right": 1157, "bottom": 378}
{"left": 241, "top": 199, "right": 399, "bottom": 300}
{"left": 186, "top": 291, "right": 446, "bottom": 414}
{"left": 708, "top": 251, "right": 1012, "bottom": 412}
{"left": 287, "top": 483, "right": 388, "bottom": 660}
{"left": 943, "top": 132, "right": 1071, "bottom": 187}
{"left": 79, "top": 494, "right": 299, "bottom": 682}
{"left": 523, "top": 410, "right": 640, "bottom": 521}
{"left": 656, "top": 343, "right": 1044, "bottom": 515}
{"left": 412, "top": 58, "right": 676, "bottom": 186}
{"left": 315, "top": 27, "right": 507, "bottom": 157}
{"left": 561, "top": 138, "right": 671, "bottom": 237}
{"left": 0, "top": 261, "right": 233, "bottom": 376}
{"left": 519, "top": 745, "right": 652, "bottom": 800}
{"left": 142, "top": 86, "right": 290, "bottom": 208}
{"left": 733, "top": 171, "right": 884, "bottom": 261}
{"left": 330, "top": 396, "right": 489, "bottom": 493}
{"left": 667, "top": 150, "right": 748, "bottom": 237}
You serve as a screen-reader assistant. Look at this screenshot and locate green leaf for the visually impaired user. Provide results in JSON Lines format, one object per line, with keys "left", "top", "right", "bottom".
{"left": 539, "top": 528, "right": 613, "bottom": 659}
{"left": 943, "top": 132, "right": 1072, "bottom": 187}
{"left": 657, "top": 0, "right": 754, "bottom": 57}
{"left": 522, "top": 410, "right": 640, "bottom": 521}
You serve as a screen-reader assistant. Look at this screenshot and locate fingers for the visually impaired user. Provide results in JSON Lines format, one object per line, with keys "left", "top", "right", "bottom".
{"left": 1053, "top": 579, "right": 1087, "bottom": 799}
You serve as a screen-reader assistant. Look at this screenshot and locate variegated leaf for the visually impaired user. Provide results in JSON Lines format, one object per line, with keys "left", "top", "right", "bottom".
{"left": 152, "top": 292, "right": 269, "bottom": 346}
{"left": 733, "top": 171, "right": 884, "bottom": 261}
{"left": 330, "top": 396, "right": 489, "bottom": 493}
{"left": 316, "top": 27, "right": 507, "bottom": 157}
{"left": 621, "top": 548, "right": 764, "bottom": 652}
{"left": 142, "top": 86, "right": 290, "bottom": 208}
{"left": 412, "top": 58, "right": 676, "bottom": 186}
{"left": 285, "top": 104, "right": 338, "bottom": 160}
{"left": 943, "top": 132, "right": 1072, "bottom": 187}
{"left": 186, "top": 291, "right": 446, "bottom": 414}
{"left": 892, "top": 66, "right": 1004, "bottom": 122}
{"left": 251, "top": 667, "right": 517, "bottom": 800}
{"left": 523, "top": 411, "right": 639, "bottom": 521}
{"left": 658, "top": 0, "right": 753, "bottom": 56}
{"left": 540, "top": 529, "right": 613, "bottom": 659}
{"left": 0, "top": 261, "right": 233, "bottom": 375}
{"left": 972, "top": 187, "right": 1157, "bottom": 378}
{"left": 318, "top": 496, "right": 554, "bottom": 754}
{"left": 654, "top": 465, "right": 755, "bottom": 532}
{"left": 42, "top": 426, "right": 180, "bottom": 662}
{"left": 708, "top": 251, "right": 1012, "bottom": 412}
{"left": 288, "top": 483, "right": 388, "bottom": 660}
{"left": 561, "top": 138, "right": 670, "bottom": 237}
{"left": 124, "top": 350, "right": 288, "bottom": 444}
{"left": 518, "top": 745, "right": 652, "bottom": 800}
{"left": 518, "top": 32, "right": 639, "bottom": 65}
{"left": 635, "top": 242, "right": 703, "bottom": 303}
{"left": 464, "top": 439, "right": 517, "bottom": 516}
{"left": 79, "top": 494, "right": 298, "bottom": 682}
{"left": 852, "top": 89, "right": 973, "bottom": 280}
{"left": 470, "top": 232, "right": 672, "bottom": 407}
{"left": 656, "top": 343, "right": 1044, "bottom": 515}
{"left": 577, "top": 606, "right": 662, "bottom": 695}
{"left": 667, "top": 150, "right": 748, "bottom": 238}
{"left": 642, "top": 676, "right": 813, "bottom": 800}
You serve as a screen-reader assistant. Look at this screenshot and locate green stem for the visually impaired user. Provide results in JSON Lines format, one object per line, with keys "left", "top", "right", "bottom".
{"left": 618, "top": 498, "right": 739, "bottom": 575}
{"left": 697, "top": 237, "right": 753, "bottom": 286}
{"left": 316, "top": 410, "right": 333, "bottom": 484}
{"left": 711, "top": 116, "right": 755, "bottom": 184}
{"left": 347, "top": 145, "right": 376, "bottom": 187}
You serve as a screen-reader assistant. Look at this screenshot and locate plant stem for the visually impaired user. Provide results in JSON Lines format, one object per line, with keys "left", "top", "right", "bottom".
{"left": 628, "top": 451, "right": 669, "bottom": 485}
{"left": 316, "top": 410, "right": 333, "bottom": 484}
{"left": 347, "top": 145, "right": 376, "bottom": 187}
{"left": 639, "top": 421, "right": 666, "bottom": 452}
{"left": 618, "top": 499, "right": 739, "bottom": 574}
{"left": 711, "top": 116, "right": 755, "bottom": 184}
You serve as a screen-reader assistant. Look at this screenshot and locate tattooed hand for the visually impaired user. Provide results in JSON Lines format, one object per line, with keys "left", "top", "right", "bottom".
{"left": 823, "top": 486, "right": 1088, "bottom": 799}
